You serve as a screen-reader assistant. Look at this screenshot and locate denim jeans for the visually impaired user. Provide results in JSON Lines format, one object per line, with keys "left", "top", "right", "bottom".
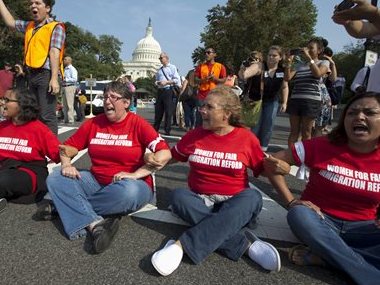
{"left": 252, "top": 99, "right": 279, "bottom": 149}
{"left": 194, "top": 98, "right": 204, "bottom": 127}
{"left": 288, "top": 205, "right": 380, "bottom": 285}
{"left": 171, "top": 188, "right": 263, "bottom": 264}
{"left": 47, "top": 170, "right": 153, "bottom": 240}
{"left": 182, "top": 98, "right": 196, "bottom": 128}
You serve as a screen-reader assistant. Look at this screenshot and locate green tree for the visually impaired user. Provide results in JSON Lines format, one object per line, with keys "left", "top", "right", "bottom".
{"left": 194, "top": 0, "right": 317, "bottom": 72}
{"left": 134, "top": 76, "right": 158, "bottom": 98}
{"left": 0, "top": 0, "right": 29, "bottom": 67}
{"left": 0, "top": 1, "right": 124, "bottom": 80}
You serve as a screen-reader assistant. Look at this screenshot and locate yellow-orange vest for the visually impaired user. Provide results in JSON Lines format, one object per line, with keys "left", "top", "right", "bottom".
{"left": 199, "top": 62, "right": 222, "bottom": 91}
{"left": 24, "top": 21, "right": 65, "bottom": 75}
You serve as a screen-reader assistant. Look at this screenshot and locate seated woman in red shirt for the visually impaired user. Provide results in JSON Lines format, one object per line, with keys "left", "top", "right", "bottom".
{"left": 146, "top": 86, "right": 283, "bottom": 276}
{"left": 268, "top": 93, "right": 380, "bottom": 285}
{"left": 0, "top": 88, "right": 60, "bottom": 211}
{"left": 45, "top": 81, "right": 171, "bottom": 254}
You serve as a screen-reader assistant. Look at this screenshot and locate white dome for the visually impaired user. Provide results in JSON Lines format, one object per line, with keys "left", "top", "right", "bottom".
{"left": 132, "top": 18, "right": 161, "bottom": 63}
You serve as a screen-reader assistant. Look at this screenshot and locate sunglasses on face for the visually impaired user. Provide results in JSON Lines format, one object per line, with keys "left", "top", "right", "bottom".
{"left": 103, "top": 94, "right": 123, "bottom": 102}
{"left": 205, "top": 50, "right": 215, "bottom": 54}
{"left": 2, "top": 97, "right": 19, "bottom": 103}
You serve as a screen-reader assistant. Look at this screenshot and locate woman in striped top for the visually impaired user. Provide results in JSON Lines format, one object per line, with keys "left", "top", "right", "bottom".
{"left": 284, "top": 38, "right": 330, "bottom": 147}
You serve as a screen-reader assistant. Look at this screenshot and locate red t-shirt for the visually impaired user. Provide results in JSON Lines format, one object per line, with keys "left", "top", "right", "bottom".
{"left": 195, "top": 62, "right": 227, "bottom": 100}
{"left": 0, "top": 120, "right": 60, "bottom": 162}
{"left": 292, "top": 136, "right": 380, "bottom": 221}
{"left": 0, "top": 70, "right": 14, "bottom": 98}
{"left": 171, "top": 127, "right": 264, "bottom": 195}
{"left": 64, "top": 113, "right": 169, "bottom": 189}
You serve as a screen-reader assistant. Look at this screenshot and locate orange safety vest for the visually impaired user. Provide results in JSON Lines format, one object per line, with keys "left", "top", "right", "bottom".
{"left": 199, "top": 62, "right": 222, "bottom": 92}
{"left": 24, "top": 21, "right": 65, "bottom": 76}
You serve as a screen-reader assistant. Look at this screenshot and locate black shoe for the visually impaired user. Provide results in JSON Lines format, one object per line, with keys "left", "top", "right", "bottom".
{"left": 35, "top": 200, "right": 58, "bottom": 221}
{"left": 0, "top": 198, "right": 7, "bottom": 214}
{"left": 92, "top": 218, "right": 120, "bottom": 254}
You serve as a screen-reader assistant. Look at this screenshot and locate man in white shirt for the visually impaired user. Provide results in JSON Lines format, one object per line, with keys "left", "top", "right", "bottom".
{"left": 62, "top": 56, "right": 78, "bottom": 124}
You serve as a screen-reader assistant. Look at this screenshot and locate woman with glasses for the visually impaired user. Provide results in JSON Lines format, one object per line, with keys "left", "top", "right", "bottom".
{"left": 44, "top": 81, "right": 171, "bottom": 254}
{"left": 0, "top": 88, "right": 60, "bottom": 211}
{"left": 146, "top": 86, "right": 286, "bottom": 276}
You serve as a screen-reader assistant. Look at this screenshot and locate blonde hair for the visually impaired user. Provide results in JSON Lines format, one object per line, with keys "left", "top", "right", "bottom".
{"left": 208, "top": 86, "right": 244, "bottom": 127}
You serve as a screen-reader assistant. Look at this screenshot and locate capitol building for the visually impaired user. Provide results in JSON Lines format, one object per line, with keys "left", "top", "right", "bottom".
{"left": 123, "top": 18, "right": 162, "bottom": 82}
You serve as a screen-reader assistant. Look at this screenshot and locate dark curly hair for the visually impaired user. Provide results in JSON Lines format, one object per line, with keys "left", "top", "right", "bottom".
{"left": 328, "top": 92, "right": 380, "bottom": 144}
{"left": 10, "top": 88, "right": 40, "bottom": 122}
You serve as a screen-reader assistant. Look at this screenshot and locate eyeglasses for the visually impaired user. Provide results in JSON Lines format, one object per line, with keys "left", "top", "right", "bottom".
{"left": 205, "top": 50, "right": 215, "bottom": 54}
{"left": 159, "top": 56, "right": 165, "bottom": 60}
{"left": 103, "top": 94, "right": 124, "bottom": 101}
{"left": 2, "top": 97, "right": 19, "bottom": 103}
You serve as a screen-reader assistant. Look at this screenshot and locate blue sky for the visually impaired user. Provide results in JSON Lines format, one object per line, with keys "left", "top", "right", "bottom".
{"left": 54, "top": 0, "right": 360, "bottom": 75}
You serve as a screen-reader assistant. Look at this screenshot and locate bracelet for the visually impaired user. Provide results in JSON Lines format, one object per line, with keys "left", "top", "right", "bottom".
{"left": 287, "top": 198, "right": 298, "bottom": 208}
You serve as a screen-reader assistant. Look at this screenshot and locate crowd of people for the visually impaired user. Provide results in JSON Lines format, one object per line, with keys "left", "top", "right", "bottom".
{"left": 0, "top": 0, "right": 379, "bottom": 284}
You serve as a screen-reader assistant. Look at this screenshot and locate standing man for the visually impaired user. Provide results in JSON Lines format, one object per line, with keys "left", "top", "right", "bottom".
{"left": 194, "top": 48, "right": 226, "bottom": 125}
{"left": 154, "top": 52, "right": 181, "bottom": 135}
{"left": 0, "top": 0, "right": 66, "bottom": 135}
{"left": 0, "top": 62, "right": 14, "bottom": 98}
{"left": 62, "top": 56, "right": 78, "bottom": 124}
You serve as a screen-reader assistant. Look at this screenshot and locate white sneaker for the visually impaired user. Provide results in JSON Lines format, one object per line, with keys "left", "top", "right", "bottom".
{"left": 248, "top": 240, "right": 281, "bottom": 272}
{"left": 151, "top": 240, "right": 183, "bottom": 276}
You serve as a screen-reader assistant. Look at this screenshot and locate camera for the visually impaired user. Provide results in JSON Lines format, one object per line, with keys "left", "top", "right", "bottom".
{"left": 242, "top": 59, "right": 253, "bottom": 67}
{"left": 289, "top": 48, "right": 303, "bottom": 56}
{"left": 335, "top": 0, "right": 355, "bottom": 12}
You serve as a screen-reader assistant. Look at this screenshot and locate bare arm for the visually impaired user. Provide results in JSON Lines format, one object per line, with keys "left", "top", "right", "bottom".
{"left": 180, "top": 79, "right": 188, "bottom": 94}
{"left": 332, "top": 0, "right": 380, "bottom": 38}
{"left": 114, "top": 149, "right": 172, "bottom": 181}
{"left": 0, "top": 0, "right": 16, "bottom": 28}
{"left": 238, "top": 63, "right": 261, "bottom": 80}
{"left": 279, "top": 81, "right": 289, "bottom": 113}
{"left": 49, "top": 47, "right": 61, "bottom": 94}
{"left": 59, "top": 145, "right": 81, "bottom": 179}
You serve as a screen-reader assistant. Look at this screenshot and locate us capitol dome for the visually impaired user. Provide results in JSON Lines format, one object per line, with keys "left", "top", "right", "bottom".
{"left": 123, "top": 18, "right": 162, "bottom": 81}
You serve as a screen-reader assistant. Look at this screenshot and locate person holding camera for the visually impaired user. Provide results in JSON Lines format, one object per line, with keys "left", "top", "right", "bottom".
{"left": 333, "top": 0, "right": 380, "bottom": 94}
{"left": 239, "top": 47, "right": 289, "bottom": 151}
{"left": 284, "top": 38, "right": 330, "bottom": 147}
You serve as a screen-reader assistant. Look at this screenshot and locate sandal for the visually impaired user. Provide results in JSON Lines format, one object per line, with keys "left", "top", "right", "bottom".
{"left": 288, "top": 245, "right": 326, "bottom": 267}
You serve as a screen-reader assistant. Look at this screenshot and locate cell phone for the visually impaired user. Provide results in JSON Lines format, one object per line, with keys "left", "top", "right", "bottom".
{"left": 289, "top": 48, "right": 303, "bottom": 56}
{"left": 335, "top": 0, "right": 355, "bottom": 12}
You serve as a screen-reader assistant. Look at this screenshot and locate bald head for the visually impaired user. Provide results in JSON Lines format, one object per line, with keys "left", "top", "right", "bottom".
{"left": 63, "top": 56, "right": 72, "bottom": 67}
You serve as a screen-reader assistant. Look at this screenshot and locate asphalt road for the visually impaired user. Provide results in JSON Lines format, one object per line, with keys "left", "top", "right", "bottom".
{"left": 0, "top": 107, "right": 353, "bottom": 285}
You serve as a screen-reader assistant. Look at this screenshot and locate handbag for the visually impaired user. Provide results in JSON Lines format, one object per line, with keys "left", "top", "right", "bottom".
{"left": 161, "top": 67, "right": 180, "bottom": 97}
{"left": 241, "top": 69, "right": 264, "bottom": 127}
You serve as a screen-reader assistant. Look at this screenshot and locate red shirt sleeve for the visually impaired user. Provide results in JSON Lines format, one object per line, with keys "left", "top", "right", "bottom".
{"left": 64, "top": 118, "right": 93, "bottom": 150}
{"left": 135, "top": 116, "right": 169, "bottom": 152}
{"left": 219, "top": 64, "right": 227, "bottom": 79}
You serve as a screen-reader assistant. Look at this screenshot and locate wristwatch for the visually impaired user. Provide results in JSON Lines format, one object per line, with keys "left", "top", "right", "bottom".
{"left": 309, "top": 59, "right": 315, "bottom": 65}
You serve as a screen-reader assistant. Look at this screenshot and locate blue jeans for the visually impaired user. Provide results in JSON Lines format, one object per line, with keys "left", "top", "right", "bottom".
{"left": 182, "top": 98, "right": 196, "bottom": 128}
{"left": 252, "top": 99, "right": 279, "bottom": 149}
{"left": 47, "top": 170, "right": 153, "bottom": 240}
{"left": 288, "top": 205, "right": 380, "bottom": 285}
{"left": 171, "top": 188, "right": 263, "bottom": 264}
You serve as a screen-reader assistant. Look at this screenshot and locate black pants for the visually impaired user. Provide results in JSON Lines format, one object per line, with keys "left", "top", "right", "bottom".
{"left": 0, "top": 169, "right": 33, "bottom": 200}
{"left": 153, "top": 88, "right": 176, "bottom": 134}
{"left": 28, "top": 69, "right": 58, "bottom": 135}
